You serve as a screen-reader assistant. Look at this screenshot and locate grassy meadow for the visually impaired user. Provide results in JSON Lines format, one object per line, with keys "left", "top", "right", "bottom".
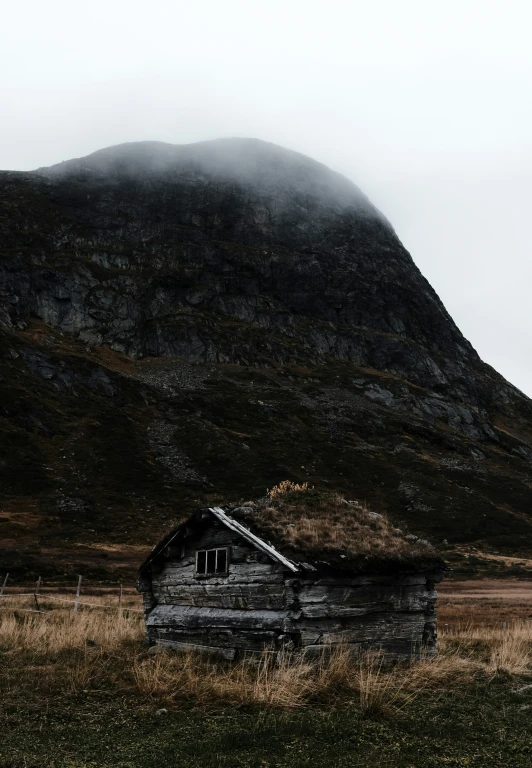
{"left": 1, "top": 583, "right": 532, "bottom": 767}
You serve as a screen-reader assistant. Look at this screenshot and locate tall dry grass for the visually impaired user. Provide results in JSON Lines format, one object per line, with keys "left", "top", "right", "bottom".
{"left": 0, "top": 608, "right": 143, "bottom": 653}
{"left": 132, "top": 649, "right": 317, "bottom": 709}
{"left": 443, "top": 620, "right": 532, "bottom": 676}
{"left": 1, "top": 597, "right": 531, "bottom": 713}
{"left": 124, "top": 640, "right": 497, "bottom": 714}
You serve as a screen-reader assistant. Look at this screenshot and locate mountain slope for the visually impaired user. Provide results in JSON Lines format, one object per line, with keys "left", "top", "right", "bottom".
{"left": 1, "top": 139, "right": 531, "bottom": 579}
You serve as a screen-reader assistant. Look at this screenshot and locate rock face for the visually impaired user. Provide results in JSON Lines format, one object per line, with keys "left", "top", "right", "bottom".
{"left": 0, "top": 140, "right": 481, "bottom": 386}
{"left": 1, "top": 138, "right": 532, "bottom": 578}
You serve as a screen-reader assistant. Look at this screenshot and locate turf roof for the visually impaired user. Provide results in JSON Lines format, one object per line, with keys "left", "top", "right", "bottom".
{"left": 226, "top": 488, "right": 445, "bottom": 574}
{"left": 139, "top": 488, "right": 445, "bottom": 577}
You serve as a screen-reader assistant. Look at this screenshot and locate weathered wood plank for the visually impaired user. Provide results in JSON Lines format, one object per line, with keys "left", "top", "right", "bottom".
{"left": 147, "top": 605, "right": 296, "bottom": 632}
{"left": 301, "top": 643, "right": 363, "bottom": 658}
{"left": 186, "top": 527, "right": 241, "bottom": 550}
{"left": 157, "top": 556, "right": 196, "bottom": 570}
{"left": 153, "top": 638, "right": 237, "bottom": 660}
{"left": 297, "top": 574, "right": 430, "bottom": 588}
{"left": 299, "top": 596, "right": 430, "bottom": 618}
{"left": 152, "top": 627, "right": 282, "bottom": 651}
{"left": 300, "top": 604, "right": 408, "bottom": 619}
{"left": 156, "top": 544, "right": 272, "bottom": 574}
{"left": 298, "top": 612, "right": 426, "bottom": 647}
{"left": 154, "top": 561, "right": 286, "bottom": 587}
{"left": 152, "top": 583, "right": 286, "bottom": 610}
{"left": 298, "top": 583, "right": 426, "bottom": 605}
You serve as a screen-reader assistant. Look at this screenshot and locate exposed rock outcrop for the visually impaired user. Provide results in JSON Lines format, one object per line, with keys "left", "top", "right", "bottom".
{"left": 0, "top": 141, "right": 495, "bottom": 391}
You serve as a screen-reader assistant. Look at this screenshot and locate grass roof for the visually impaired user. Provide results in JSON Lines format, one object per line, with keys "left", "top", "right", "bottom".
{"left": 228, "top": 485, "right": 445, "bottom": 574}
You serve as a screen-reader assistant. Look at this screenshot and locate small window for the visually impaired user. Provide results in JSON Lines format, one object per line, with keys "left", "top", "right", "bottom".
{"left": 216, "top": 548, "right": 227, "bottom": 573}
{"left": 196, "top": 547, "right": 229, "bottom": 576}
{"left": 196, "top": 550, "right": 207, "bottom": 573}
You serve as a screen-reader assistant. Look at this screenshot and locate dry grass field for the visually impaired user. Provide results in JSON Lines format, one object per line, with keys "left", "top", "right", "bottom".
{"left": 1, "top": 580, "right": 532, "bottom": 766}
{"left": 438, "top": 579, "right": 532, "bottom": 626}
{"left": 1, "top": 580, "right": 532, "bottom": 707}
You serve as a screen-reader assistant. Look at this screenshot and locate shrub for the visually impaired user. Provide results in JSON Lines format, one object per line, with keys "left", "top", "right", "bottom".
{"left": 267, "top": 480, "right": 312, "bottom": 499}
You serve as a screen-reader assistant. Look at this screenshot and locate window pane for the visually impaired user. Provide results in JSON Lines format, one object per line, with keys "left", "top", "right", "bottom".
{"left": 216, "top": 549, "right": 227, "bottom": 573}
{"left": 206, "top": 550, "right": 217, "bottom": 573}
{"left": 196, "top": 551, "right": 206, "bottom": 574}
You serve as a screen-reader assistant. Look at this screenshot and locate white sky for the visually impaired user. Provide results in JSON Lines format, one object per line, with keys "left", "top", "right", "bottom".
{"left": 1, "top": 0, "right": 531, "bottom": 396}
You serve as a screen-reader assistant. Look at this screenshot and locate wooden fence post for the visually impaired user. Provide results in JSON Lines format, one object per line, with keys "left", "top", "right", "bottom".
{"left": 0, "top": 573, "right": 9, "bottom": 596}
{"left": 73, "top": 575, "right": 82, "bottom": 613}
{"left": 34, "top": 576, "right": 42, "bottom": 611}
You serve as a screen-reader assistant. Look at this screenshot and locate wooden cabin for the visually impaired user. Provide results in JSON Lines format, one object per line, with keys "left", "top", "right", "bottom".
{"left": 137, "top": 496, "right": 445, "bottom": 660}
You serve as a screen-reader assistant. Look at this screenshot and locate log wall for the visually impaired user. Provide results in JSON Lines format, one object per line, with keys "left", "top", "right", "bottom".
{"left": 146, "top": 520, "right": 292, "bottom": 657}
{"left": 141, "top": 520, "right": 440, "bottom": 660}
{"left": 294, "top": 575, "right": 438, "bottom": 659}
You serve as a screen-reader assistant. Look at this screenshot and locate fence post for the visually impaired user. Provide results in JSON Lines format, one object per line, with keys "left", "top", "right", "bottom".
{"left": 33, "top": 576, "right": 42, "bottom": 611}
{"left": 0, "top": 573, "right": 9, "bottom": 597}
{"left": 73, "top": 575, "right": 82, "bottom": 613}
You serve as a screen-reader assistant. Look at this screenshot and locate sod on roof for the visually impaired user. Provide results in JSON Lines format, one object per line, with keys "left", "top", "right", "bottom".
{"left": 227, "top": 486, "right": 445, "bottom": 574}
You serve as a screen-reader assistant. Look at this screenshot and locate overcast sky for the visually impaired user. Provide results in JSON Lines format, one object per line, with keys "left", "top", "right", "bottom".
{"left": 2, "top": 0, "right": 531, "bottom": 395}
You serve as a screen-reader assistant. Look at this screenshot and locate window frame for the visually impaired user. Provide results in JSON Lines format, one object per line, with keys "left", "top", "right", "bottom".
{"left": 195, "top": 546, "right": 230, "bottom": 578}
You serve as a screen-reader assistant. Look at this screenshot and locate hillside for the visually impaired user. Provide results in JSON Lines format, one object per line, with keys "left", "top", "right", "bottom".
{"left": 1, "top": 138, "right": 531, "bottom": 580}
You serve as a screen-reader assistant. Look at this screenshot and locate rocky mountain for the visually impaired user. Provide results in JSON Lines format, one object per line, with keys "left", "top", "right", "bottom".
{"left": 1, "top": 138, "right": 531, "bottom": 579}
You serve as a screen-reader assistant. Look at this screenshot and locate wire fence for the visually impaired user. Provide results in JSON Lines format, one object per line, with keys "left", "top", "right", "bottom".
{"left": 0, "top": 572, "right": 144, "bottom": 614}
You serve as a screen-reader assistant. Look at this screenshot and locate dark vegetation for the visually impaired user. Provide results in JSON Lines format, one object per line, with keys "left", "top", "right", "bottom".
{"left": 2, "top": 685, "right": 531, "bottom": 768}
{"left": 1, "top": 320, "right": 532, "bottom": 580}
